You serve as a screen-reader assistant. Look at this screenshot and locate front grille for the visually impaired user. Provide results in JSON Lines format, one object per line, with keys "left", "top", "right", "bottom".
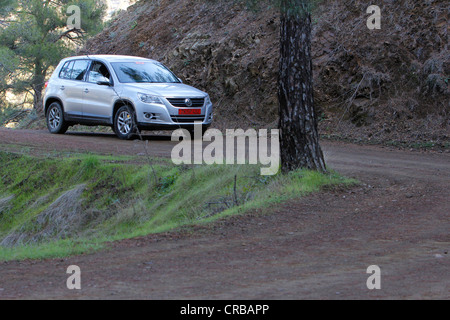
{"left": 167, "top": 98, "right": 205, "bottom": 108}
{"left": 171, "top": 116, "right": 205, "bottom": 123}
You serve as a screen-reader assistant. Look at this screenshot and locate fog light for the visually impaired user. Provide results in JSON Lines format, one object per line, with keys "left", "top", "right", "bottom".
{"left": 144, "top": 112, "right": 155, "bottom": 120}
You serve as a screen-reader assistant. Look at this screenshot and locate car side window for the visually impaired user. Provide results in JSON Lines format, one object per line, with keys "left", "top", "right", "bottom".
{"left": 69, "top": 60, "right": 90, "bottom": 81}
{"left": 87, "top": 61, "right": 111, "bottom": 84}
{"left": 59, "top": 60, "right": 74, "bottom": 79}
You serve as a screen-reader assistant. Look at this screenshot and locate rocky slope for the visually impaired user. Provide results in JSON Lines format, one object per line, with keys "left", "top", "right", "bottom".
{"left": 85, "top": 0, "right": 449, "bottom": 147}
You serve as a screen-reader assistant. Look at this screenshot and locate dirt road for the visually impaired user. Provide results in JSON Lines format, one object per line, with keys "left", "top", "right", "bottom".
{"left": 0, "top": 128, "right": 449, "bottom": 299}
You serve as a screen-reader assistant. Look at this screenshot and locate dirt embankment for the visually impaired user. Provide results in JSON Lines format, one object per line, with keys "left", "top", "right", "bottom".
{"left": 84, "top": 0, "right": 449, "bottom": 147}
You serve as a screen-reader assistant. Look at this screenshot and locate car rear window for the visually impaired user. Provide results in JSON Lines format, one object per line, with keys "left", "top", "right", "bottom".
{"left": 59, "top": 61, "right": 74, "bottom": 79}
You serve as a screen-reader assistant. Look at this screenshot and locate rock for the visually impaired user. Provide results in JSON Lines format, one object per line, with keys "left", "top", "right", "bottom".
{"left": 225, "top": 77, "right": 238, "bottom": 94}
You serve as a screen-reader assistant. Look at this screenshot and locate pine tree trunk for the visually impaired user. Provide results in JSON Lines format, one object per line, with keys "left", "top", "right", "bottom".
{"left": 33, "top": 86, "right": 44, "bottom": 114}
{"left": 32, "top": 60, "right": 45, "bottom": 114}
{"left": 278, "top": 7, "right": 326, "bottom": 173}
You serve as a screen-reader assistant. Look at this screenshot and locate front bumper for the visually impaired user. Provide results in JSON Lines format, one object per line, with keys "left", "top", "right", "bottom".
{"left": 134, "top": 97, "right": 213, "bottom": 130}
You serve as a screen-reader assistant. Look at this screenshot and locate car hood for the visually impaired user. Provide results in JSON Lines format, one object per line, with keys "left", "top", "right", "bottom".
{"left": 124, "top": 83, "right": 207, "bottom": 98}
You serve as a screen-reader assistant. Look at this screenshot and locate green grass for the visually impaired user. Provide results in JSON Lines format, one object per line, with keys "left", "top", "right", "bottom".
{"left": 385, "top": 140, "right": 450, "bottom": 150}
{"left": 0, "top": 239, "right": 103, "bottom": 261}
{"left": 0, "top": 151, "right": 356, "bottom": 261}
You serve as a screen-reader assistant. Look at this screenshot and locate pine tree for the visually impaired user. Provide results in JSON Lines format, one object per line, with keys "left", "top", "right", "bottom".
{"left": 277, "top": 0, "right": 326, "bottom": 172}
{"left": 247, "top": 0, "right": 326, "bottom": 172}
{"left": 0, "top": 0, "right": 106, "bottom": 113}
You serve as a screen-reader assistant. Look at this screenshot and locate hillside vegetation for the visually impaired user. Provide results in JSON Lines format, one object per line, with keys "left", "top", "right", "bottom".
{"left": 0, "top": 150, "right": 353, "bottom": 260}
{"left": 84, "top": 0, "right": 449, "bottom": 148}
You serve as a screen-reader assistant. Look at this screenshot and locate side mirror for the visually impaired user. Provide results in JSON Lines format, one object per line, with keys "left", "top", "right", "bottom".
{"left": 97, "top": 81, "right": 112, "bottom": 86}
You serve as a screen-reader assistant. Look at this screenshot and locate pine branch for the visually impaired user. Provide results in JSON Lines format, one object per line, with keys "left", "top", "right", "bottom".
{"left": 54, "top": 28, "right": 86, "bottom": 43}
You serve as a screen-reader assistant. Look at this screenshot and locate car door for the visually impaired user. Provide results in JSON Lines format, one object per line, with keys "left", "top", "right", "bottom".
{"left": 59, "top": 59, "right": 90, "bottom": 120}
{"left": 82, "top": 61, "right": 117, "bottom": 124}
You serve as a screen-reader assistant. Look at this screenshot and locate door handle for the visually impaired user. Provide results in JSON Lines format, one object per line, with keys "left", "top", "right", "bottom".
{"left": 60, "top": 86, "right": 65, "bottom": 90}
{"left": 84, "top": 88, "right": 89, "bottom": 93}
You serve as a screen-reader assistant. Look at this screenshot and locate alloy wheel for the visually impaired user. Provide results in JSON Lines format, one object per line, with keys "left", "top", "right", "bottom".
{"left": 117, "top": 110, "right": 133, "bottom": 135}
{"left": 48, "top": 106, "right": 61, "bottom": 130}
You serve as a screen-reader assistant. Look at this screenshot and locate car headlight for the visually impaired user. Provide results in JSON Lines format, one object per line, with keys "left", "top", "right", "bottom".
{"left": 205, "top": 95, "right": 212, "bottom": 105}
{"left": 138, "top": 93, "right": 163, "bottom": 105}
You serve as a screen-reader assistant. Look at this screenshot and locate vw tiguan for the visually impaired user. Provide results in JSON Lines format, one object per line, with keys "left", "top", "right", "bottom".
{"left": 43, "top": 55, "right": 213, "bottom": 139}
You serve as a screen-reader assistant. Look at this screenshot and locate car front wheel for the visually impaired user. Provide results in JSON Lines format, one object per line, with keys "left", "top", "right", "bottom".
{"left": 114, "top": 106, "right": 137, "bottom": 140}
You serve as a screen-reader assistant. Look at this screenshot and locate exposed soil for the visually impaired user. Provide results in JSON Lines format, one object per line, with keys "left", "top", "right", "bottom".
{"left": 81, "top": 0, "right": 449, "bottom": 147}
{"left": 0, "top": 128, "right": 449, "bottom": 299}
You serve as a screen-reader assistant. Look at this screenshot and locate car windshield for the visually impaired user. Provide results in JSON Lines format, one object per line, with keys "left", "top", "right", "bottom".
{"left": 111, "top": 61, "right": 180, "bottom": 84}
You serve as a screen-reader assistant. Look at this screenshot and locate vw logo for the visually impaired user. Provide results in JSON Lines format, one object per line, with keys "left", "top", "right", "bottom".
{"left": 185, "top": 99, "right": 193, "bottom": 107}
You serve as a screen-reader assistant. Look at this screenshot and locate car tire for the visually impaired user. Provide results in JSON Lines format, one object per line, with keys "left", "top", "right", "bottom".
{"left": 46, "top": 102, "right": 68, "bottom": 134}
{"left": 114, "top": 105, "right": 137, "bottom": 140}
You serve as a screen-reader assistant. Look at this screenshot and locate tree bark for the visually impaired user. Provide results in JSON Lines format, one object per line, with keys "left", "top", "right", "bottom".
{"left": 33, "top": 85, "right": 44, "bottom": 114}
{"left": 32, "top": 59, "right": 45, "bottom": 114}
{"left": 278, "top": 5, "right": 326, "bottom": 173}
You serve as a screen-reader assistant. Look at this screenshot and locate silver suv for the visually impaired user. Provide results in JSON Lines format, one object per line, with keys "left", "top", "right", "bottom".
{"left": 43, "top": 55, "right": 213, "bottom": 139}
